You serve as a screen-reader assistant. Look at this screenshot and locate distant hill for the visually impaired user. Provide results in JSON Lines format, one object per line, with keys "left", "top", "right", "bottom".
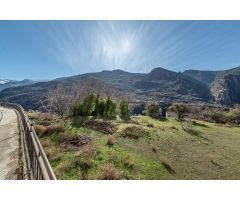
{"left": 0, "top": 79, "right": 37, "bottom": 92}
{"left": 209, "top": 67, "right": 240, "bottom": 104}
{"left": 183, "top": 70, "right": 219, "bottom": 85}
{"left": 183, "top": 66, "right": 240, "bottom": 105}
{"left": 1, "top": 66, "right": 240, "bottom": 109}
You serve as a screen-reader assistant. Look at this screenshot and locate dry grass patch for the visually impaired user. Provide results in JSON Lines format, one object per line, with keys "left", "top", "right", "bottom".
{"left": 121, "top": 125, "right": 150, "bottom": 139}
{"left": 160, "top": 156, "right": 175, "bottom": 174}
{"left": 106, "top": 136, "right": 115, "bottom": 146}
{"left": 41, "top": 139, "right": 61, "bottom": 161}
{"left": 98, "top": 163, "right": 121, "bottom": 180}
{"left": 34, "top": 124, "right": 65, "bottom": 137}
{"left": 33, "top": 125, "right": 47, "bottom": 136}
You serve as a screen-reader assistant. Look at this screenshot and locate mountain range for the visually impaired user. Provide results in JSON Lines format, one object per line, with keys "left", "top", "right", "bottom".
{"left": 0, "top": 66, "right": 240, "bottom": 110}
{"left": 0, "top": 79, "right": 37, "bottom": 92}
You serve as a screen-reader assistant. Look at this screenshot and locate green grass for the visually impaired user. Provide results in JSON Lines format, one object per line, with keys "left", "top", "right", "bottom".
{"left": 38, "top": 115, "right": 240, "bottom": 180}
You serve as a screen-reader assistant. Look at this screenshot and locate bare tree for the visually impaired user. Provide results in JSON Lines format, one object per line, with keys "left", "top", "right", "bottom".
{"left": 46, "top": 85, "right": 71, "bottom": 118}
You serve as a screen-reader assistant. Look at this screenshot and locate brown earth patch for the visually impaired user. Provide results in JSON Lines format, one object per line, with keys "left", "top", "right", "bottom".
{"left": 60, "top": 135, "right": 92, "bottom": 151}
{"left": 82, "top": 120, "right": 116, "bottom": 134}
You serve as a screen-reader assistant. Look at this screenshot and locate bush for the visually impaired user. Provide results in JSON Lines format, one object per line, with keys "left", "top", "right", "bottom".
{"left": 27, "top": 112, "right": 39, "bottom": 120}
{"left": 33, "top": 125, "right": 46, "bottom": 136}
{"left": 41, "top": 139, "right": 61, "bottom": 161}
{"left": 170, "top": 103, "right": 189, "bottom": 120}
{"left": 43, "top": 125, "right": 65, "bottom": 135}
{"left": 147, "top": 123, "right": 154, "bottom": 128}
{"left": 145, "top": 102, "right": 160, "bottom": 119}
{"left": 124, "top": 157, "right": 134, "bottom": 169}
{"left": 228, "top": 107, "right": 240, "bottom": 124}
{"left": 106, "top": 136, "right": 115, "bottom": 146}
{"left": 98, "top": 163, "right": 121, "bottom": 180}
{"left": 207, "top": 111, "right": 228, "bottom": 124}
{"left": 182, "top": 125, "right": 201, "bottom": 136}
{"left": 36, "top": 120, "right": 51, "bottom": 126}
{"left": 34, "top": 124, "right": 65, "bottom": 136}
{"left": 121, "top": 126, "right": 150, "bottom": 139}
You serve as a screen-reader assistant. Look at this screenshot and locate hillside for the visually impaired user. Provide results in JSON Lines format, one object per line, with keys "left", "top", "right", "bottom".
{"left": 1, "top": 66, "right": 240, "bottom": 109}
{"left": 183, "top": 70, "right": 219, "bottom": 85}
{"left": 210, "top": 67, "right": 240, "bottom": 104}
{"left": 0, "top": 79, "right": 37, "bottom": 91}
{"left": 183, "top": 66, "right": 240, "bottom": 105}
{"left": 31, "top": 114, "right": 240, "bottom": 180}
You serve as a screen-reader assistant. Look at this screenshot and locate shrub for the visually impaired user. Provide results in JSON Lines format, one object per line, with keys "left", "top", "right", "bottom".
{"left": 170, "top": 103, "right": 188, "bottom": 120}
{"left": 147, "top": 123, "right": 154, "bottom": 128}
{"left": 106, "top": 136, "right": 115, "bottom": 146}
{"left": 98, "top": 163, "right": 121, "bottom": 180}
{"left": 37, "top": 120, "right": 51, "bottom": 126}
{"left": 207, "top": 111, "right": 228, "bottom": 124}
{"left": 43, "top": 125, "right": 65, "bottom": 135}
{"left": 34, "top": 124, "right": 65, "bottom": 137}
{"left": 123, "top": 157, "right": 134, "bottom": 169}
{"left": 170, "top": 125, "right": 178, "bottom": 130}
{"left": 33, "top": 125, "right": 46, "bottom": 136}
{"left": 182, "top": 125, "right": 201, "bottom": 136}
{"left": 170, "top": 103, "right": 189, "bottom": 120}
{"left": 228, "top": 107, "right": 240, "bottom": 124}
{"left": 121, "top": 126, "right": 150, "bottom": 139}
{"left": 74, "top": 156, "right": 93, "bottom": 180}
{"left": 145, "top": 102, "right": 160, "bottom": 119}
{"left": 27, "top": 112, "right": 39, "bottom": 120}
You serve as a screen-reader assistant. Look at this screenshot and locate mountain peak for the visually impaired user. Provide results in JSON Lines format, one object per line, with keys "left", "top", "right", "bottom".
{"left": 147, "top": 67, "right": 178, "bottom": 81}
{"left": 101, "top": 69, "right": 128, "bottom": 74}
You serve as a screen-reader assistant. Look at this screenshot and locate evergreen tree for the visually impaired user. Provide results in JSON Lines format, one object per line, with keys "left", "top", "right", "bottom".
{"left": 119, "top": 100, "right": 130, "bottom": 120}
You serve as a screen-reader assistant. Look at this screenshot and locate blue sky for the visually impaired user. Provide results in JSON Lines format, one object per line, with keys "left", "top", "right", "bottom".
{"left": 1, "top": 20, "right": 240, "bottom": 80}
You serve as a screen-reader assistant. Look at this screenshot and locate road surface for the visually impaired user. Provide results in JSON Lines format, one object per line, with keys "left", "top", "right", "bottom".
{"left": 0, "top": 106, "right": 19, "bottom": 180}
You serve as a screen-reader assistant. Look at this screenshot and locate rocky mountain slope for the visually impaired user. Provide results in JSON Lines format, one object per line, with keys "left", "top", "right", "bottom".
{"left": 0, "top": 66, "right": 240, "bottom": 109}
{"left": 183, "top": 70, "right": 219, "bottom": 85}
{"left": 209, "top": 67, "right": 240, "bottom": 104}
{"left": 0, "top": 79, "right": 37, "bottom": 91}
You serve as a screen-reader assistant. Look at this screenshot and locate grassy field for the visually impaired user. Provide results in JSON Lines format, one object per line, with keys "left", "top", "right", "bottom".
{"left": 33, "top": 114, "right": 240, "bottom": 180}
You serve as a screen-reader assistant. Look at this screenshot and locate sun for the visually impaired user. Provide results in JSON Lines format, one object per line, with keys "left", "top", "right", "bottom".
{"left": 121, "top": 38, "right": 132, "bottom": 54}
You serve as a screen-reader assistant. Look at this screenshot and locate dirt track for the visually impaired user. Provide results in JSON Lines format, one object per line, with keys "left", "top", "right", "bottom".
{"left": 0, "top": 106, "right": 19, "bottom": 180}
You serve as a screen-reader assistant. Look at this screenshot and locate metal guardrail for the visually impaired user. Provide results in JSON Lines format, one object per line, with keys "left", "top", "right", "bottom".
{"left": 1, "top": 102, "right": 56, "bottom": 180}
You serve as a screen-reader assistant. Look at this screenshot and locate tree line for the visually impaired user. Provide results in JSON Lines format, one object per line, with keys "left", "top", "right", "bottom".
{"left": 71, "top": 93, "right": 129, "bottom": 120}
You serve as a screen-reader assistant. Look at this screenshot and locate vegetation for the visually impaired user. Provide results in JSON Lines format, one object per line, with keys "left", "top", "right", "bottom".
{"left": 203, "top": 107, "right": 240, "bottom": 124}
{"left": 145, "top": 102, "right": 160, "bottom": 119}
{"left": 119, "top": 100, "right": 130, "bottom": 120}
{"left": 98, "top": 163, "right": 121, "bottom": 180}
{"left": 34, "top": 113, "right": 240, "bottom": 180}
{"left": 71, "top": 93, "right": 117, "bottom": 119}
{"left": 29, "top": 91, "right": 240, "bottom": 180}
{"left": 170, "top": 103, "right": 189, "bottom": 120}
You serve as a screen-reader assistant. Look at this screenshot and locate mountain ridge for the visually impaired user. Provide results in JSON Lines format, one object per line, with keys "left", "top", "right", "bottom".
{"left": 1, "top": 66, "right": 240, "bottom": 109}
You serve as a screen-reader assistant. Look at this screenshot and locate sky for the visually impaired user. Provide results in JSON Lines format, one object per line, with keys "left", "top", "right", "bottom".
{"left": 1, "top": 20, "right": 240, "bottom": 80}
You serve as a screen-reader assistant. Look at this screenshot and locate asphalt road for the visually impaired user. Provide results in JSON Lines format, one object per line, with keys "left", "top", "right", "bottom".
{"left": 0, "top": 106, "right": 19, "bottom": 180}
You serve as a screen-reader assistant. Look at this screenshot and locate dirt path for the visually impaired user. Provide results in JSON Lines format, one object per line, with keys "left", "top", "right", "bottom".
{"left": 0, "top": 106, "right": 19, "bottom": 180}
